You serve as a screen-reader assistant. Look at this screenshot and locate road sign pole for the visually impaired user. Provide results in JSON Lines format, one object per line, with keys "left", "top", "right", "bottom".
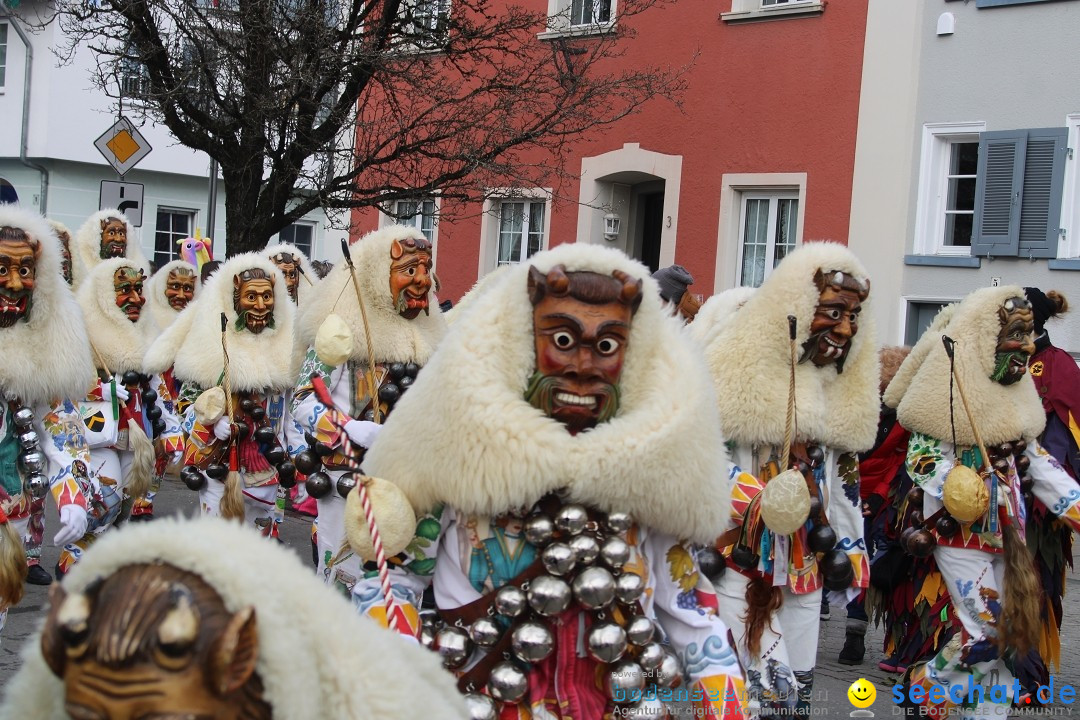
{"left": 206, "top": 158, "right": 219, "bottom": 242}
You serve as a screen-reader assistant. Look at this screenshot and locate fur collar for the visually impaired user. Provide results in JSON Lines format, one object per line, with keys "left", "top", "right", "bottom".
{"left": 77, "top": 258, "right": 156, "bottom": 374}
{"left": 163, "top": 250, "right": 295, "bottom": 390}
{"left": 169, "top": 254, "right": 296, "bottom": 392}
{"left": 145, "top": 260, "right": 199, "bottom": 336}
{"left": 0, "top": 205, "right": 94, "bottom": 404}
{"left": 885, "top": 285, "right": 1046, "bottom": 445}
{"left": 688, "top": 286, "right": 755, "bottom": 349}
{"left": 364, "top": 244, "right": 733, "bottom": 544}
{"left": 295, "top": 226, "right": 446, "bottom": 367}
{"left": 704, "top": 243, "right": 880, "bottom": 453}
{"left": 71, "top": 210, "right": 147, "bottom": 291}
{"left": 0, "top": 517, "right": 469, "bottom": 720}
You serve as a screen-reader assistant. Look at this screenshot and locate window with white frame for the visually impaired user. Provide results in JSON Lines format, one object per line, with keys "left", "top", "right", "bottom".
{"left": 761, "top": 0, "right": 813, "bottom": 5}
{"left": 154, "top": 208, "right": 196, "bottom": 270}
{"left": 497, "top": 200, "right": 546, "bottom": 266}
{"left": 571, "top": 0, "right": 611, "bottom": 26}
{"left": 394, "top": 199, "right": 437, "bottom": 243}
{"left": 279, "top": 221, "right": 315, "bottom": 257}
{"left": 398, "top": 0, "right": 450, "bottom": 49}
{"left": 0, "top": 23, "right": 8, "bottom": 88}
{"left": 1060, "top": 113, "right": 1080, "bottom": 259}
{"left": 542, "top": 0, "right": 615, "bottom": 35}
{"left": 736, "top": 193, "right": 798, "bottom": 288}
{"left": 722, "top": 0, "right": 823, "bottom": 22}
{"left": 914, "top": 123, "right": 985, "bottom": 256}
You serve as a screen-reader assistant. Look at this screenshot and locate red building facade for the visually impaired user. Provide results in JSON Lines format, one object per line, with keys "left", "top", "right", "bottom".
{"left": 352, "top": 0, "right": 869, "bottom": 303}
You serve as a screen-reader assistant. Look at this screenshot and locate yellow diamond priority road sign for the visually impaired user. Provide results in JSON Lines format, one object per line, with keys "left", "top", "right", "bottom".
{"left": 94, "top": 117, "right": 152, "bottom": 176}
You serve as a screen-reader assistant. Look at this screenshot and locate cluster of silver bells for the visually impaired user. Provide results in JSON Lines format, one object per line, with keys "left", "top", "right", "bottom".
{"left": 420, "top": 504, "right": 684, "bottom": 720}
{"left": 10, "top": 406, "right": 49, "bottom": 500}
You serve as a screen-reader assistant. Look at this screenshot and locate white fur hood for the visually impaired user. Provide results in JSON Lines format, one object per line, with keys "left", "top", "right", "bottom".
{"left": 77, "top": 257, "right": 156, "bottom": 375}
{"left": 688, "top": 286, "right": 756, "bottom": 349}
{"left": 704, "top": 242, "right": 880, "bottom": 453}
{"left": 71, "top": 209, "right": 147, "bottom": 290}
{"left": 295, "top": 225, "right": 446, "bottom": 367}
{"left": 0, "top": 517, "right": 468, "bottom": 720}
{"left": 145, "top": 259, "right": 199, "bottom": 336}
{"left": 165, "top": 254, "right": 297, "bottom": 392}
{"left": 261, "top": 242, "right": 319, "bottom": 306}
{"left": 364, "top": 243, "right": 733, "bottom": 544}
{"left": 0, "top": 205, "right": 94, "bottom": 404}
{"left": 885, "top": 285, "right": 1046, "bottom": 445}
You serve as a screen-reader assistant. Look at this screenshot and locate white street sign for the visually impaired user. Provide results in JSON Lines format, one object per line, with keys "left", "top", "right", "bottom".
{"left": 94, "top": 117, "right": 152, "bottom": 176}
{"left": 99, "top": 181, "right": 145, "bottom": 227}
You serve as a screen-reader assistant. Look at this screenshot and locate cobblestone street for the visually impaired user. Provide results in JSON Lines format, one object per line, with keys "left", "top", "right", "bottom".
{"left": 2, "top": 477, "right": 1077, "bottom": 718}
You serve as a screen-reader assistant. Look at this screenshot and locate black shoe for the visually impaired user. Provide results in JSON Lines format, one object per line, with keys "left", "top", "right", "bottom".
{"left": 820, "top": 597, "right": 830, "bottom": 620}
{"left": 26, "top": 564, "right": 53, "bottom": 586}
{"left": 838, "top": 631, "right": 865, "bottom": 665}
{"left": 128, "top": 513, "right": 155, "bottom": 522}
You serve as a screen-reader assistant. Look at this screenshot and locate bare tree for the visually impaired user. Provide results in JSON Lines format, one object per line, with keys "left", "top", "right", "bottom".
{"left": 39, "top": 0, "right": 686, "bottom": 255}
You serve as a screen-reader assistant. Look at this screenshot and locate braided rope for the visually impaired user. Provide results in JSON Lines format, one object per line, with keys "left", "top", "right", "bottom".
{"left": 780, "top": 317, "right": 797, "bottom": 469}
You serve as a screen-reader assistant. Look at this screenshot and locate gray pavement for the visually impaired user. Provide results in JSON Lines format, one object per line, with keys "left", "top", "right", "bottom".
{"left": 1, "top": 477, "right": 1077, "bottom": 719}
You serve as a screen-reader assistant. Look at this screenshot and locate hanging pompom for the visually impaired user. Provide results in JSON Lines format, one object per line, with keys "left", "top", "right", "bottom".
{"left": 759, "top": 468, "right": 811, "bottom": 536}
{"left": 344, "top": 476, "right": 417, "bottom": 562}
{"left": 316, "top": 313, "right": 353, "bottom": 366}
{"left": 943, "top": 465, "right": 989, "bottom": 522}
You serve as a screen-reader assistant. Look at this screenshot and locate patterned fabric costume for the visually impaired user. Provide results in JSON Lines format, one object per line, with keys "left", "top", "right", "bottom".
{"left": 697, "top": 243, "right": 879, "bottom": 716}
{"left": 291, "top": 225, "right": 445, "bottom": 592}
{"left": 357, "top": 244, "right": 746, "bottom": 719}
{"left": 884, "top": 286, "right": 1080, "bottom": 720}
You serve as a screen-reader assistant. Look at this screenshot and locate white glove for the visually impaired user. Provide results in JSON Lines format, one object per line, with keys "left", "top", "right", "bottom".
{"left": 53, "top": 504, "right": 88, "bottom": 547}
{"left": 213, "top": 416, "right": 233, "bottom": 441}
{"left": 343, "top": 419, "right": 381, "bottom": 449}
{"left": 102, "top": 380, "right": 130, "bottom": 403}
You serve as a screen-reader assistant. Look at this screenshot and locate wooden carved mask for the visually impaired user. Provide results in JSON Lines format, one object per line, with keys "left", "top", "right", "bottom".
{"left": 525, "top": 265, "right": 642, "bottom": 435}
{"left": 113, "top": 266, "right": 146, "bottom": 324}
{"left": 164, "top": 268, "right": 197, "bottom": 311}
{"left": 800, "top": 269, "right": 869, "bottom": 373}
{"left": 41, "top": 563, "right": 270, "bottom": 720}
{"left": 232, "top": 269, "right": 275, "bottom": 334}
{"left": 0, "top": 226, "right": 40, "bottom": 328}
{"left": 388, "top": 237, "right": 436, "bottom": 319}
{"left": 993, "top": 296, "right": 1036, "bottom": 385}
{"left": 99, "top": 218, "right": 128, "bottom": 260}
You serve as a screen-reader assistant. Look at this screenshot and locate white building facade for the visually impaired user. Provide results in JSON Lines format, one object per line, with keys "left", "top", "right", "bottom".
{"left": 0, "top": 1, "right": 333, "bottom": 265}
{"left": 850, "top": 0, "right": 1080, "bottom": 355}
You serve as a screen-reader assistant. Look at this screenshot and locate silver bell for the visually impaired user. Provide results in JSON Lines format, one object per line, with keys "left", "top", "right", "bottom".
{"left": 434, "top": 626, "right": 472, "bottom": 670}
{"left": 600, "top": 536, "right": 631, "bottom": 571}
{"left": 420, "top": 610, "right": 440, "bottom": 629}
{"left": 511, "top": 621, "right": 555, "bottom": 662}
{"left": 524, "top": 514, "right": 555, "bottom": 546}
{"left": 24, "top": 473, "right": 49, "bottom": 500}
{"left": 487, "top": 661, "right": 529, "bottom": 704}
{"left": 586, "top": 621, "right": 628, "bottom": 663}
{"left": 469, "top": 617, "right": 502, "bottom": 648}
{"left": 606, "top": 511, "right": 633, "bottom": 535}
{"left": 614, "top": 571, "right": 645, "bottom": 605}
{"left": 463, "top": 693, "right": 498, "bottom": 720}
{"left": 12, "top": 407, "right": 35, "bottom": 430}
{"left": 569, "top": 534, "right": 600, "bottom": 565}
{"left": 494, "top": 585, "right": 528, "bottom": 618}
{"left": 527, "top": 575, "right": 572, "bottom": 617}
{"left": 555, "top": 504, "right": 589, "bottom": 536}
{"left": 541, "top": 542, "right": 577, "bottom": 576}
{"left": 654, "top": 650, "right": 684, "bottom": 688}
{"left": 18, "top": 450, "right": 46, "bottom": 474}
{"left": 605, "top": 659, "right": 647, "bottom": 700}
{"left": 625, "top": 615, "right": 655, "bottom": 646}
{"left": 571, "top": 566, "right": 616, "bottom": 610}
{"left": 626, "top": 696, "right": 669, "bottom": 719}
{"left": 17, "top": 430, "right": 39, "bottom": 451}
{"left": 637, "top": 642, "right": 666, "bottom": 671}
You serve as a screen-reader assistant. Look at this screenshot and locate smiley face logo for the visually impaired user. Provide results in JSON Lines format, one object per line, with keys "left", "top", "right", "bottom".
{"left": 848, "top": 678, "right": 876, "bottom": 708}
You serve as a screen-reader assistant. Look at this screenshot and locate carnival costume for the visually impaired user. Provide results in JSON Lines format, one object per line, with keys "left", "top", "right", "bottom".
{"left": 69, "top": 259, "right": 183, "bottom": 570}
{"left": 700, "top": 242, "right": 879, "bottom": 716}
{"left": 357, "top": 243, "right": 746, "bottom": 719}
{"left": 291, "top": 226, "right": 445, "bottom": 592}
{"left": 884, "top": 286, "right": 1080, "bottom": 719}
{"left": 0, "top": 206, "right": 97, "bottom": 632}
{"left": 163, "top": 254, "right": 297, "bottom": 537}
{"left": 70, "top": 209, "right": 147, "bottom": 290}
{"left": 0, "top": 516, "right": 469, "bottom": 720}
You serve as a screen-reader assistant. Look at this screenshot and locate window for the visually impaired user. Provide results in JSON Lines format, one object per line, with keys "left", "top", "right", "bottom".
{"left": 736, "top": 193, "right": 798, "bottom": 287}
{"left": 905, "top": 300, "right": 954, "bottom": 346}
{"left": 971, "top": 127, "right": 1068, "bottom": 259}
{"left": 154, "top": 208, "right": 196, "bottom": 270}
{"left": 541, "top": 0, "right": 615, "bottom": 36}
{"left": 394, "top": 199, "right": 437, "bottom": 243}
{"left": 0, "top": 23, "right": 8, "bottom": 88}
{"left": 279, "top": 221, "right": 315, "bottom": 257}
{"left": 721, "top": 0, "right": 824, "bottom": 22}
{"left": 120, "top": 46, "right": 151, "bottom": 99}
{"left": 914, "top": 122, "right": 986, "bottom": 256}
{"left": 496, "top": 200, "right": 546, "bottom": 266}
{"left": 762, "top": 0, "right": 813, "bottom": 5}
{"left": 570, "top": 0, "right": 611, "bottom": 26}
{"left": 398, "top": 0, "right": 450, "bottom": 50}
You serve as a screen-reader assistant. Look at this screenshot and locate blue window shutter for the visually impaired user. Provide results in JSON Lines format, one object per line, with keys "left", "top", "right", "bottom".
{"left": 1018, "top": 127, "right": 1067, "bottom": 259}
{"left": 972, "top": 131, "right": 1025, "bottom": 257}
